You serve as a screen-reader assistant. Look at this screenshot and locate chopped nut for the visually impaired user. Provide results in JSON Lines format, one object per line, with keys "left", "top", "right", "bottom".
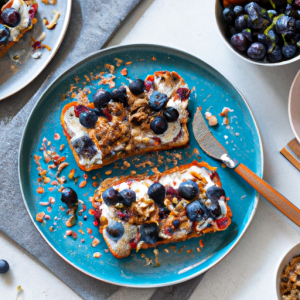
{"left": 91, "top": 238, "right": 100, "bottom": 247}
{"left": 93, "top": 252, "right": 102, "bottom": 258}
{"left": 105, "top": 170, "right": 112, "bottom": 175}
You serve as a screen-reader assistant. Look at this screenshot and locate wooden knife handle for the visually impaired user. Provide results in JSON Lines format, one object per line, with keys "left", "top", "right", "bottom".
{"left": 235, "top": 163, "right": 300, "bottom": 226}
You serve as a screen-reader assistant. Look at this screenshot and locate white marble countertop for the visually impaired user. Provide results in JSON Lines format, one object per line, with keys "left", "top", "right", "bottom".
{"left": 1, "top": 0, "right": 300, "bottom": 299}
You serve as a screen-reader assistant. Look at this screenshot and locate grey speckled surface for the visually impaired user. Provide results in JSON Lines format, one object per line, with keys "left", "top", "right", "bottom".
{"left": 0, "top": 0, "right": 204, "bottom": 299}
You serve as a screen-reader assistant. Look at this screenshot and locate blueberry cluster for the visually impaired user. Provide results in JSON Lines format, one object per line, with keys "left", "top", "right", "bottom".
{"left": 222, "top": 1, "right": 300, "bottom": 63}
{"left": 0, "top": 7, "right": 22, "bottom": 48}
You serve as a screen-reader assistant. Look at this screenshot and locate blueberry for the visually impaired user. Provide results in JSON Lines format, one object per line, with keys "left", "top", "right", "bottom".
{"left": 102, "top": 187, "right": 122, "bottom": 206}
{"left": 178, "top": 180, "right": 199, "bottom": 200}
{"left": 229, "top": 26, "right": 237, "bottom": 36}
{"left": 206, "top": 202, "right": 221, "bottom": 219}
{"left": 93, "top": 108, "right": 106, "bottom": 117}
{"left": 71, "top": 135, "right": 97, "bottom": 160}
{"left": 268, "top": 30, "right": 280, "bottom": 44}
{"left": 74, "top": 105, "right": 91, "bottom": 118}
{"left": 93, "top": 90, "right": 111, "bottom": 109}
{"left": 186, "top": 201, "right": 206, "bottom": 222}
{"left": 245, "top": 2, "right": 262, "bottom": 15}
{"left": 61, "top": 188, "right": 78, "bottom": 207}
{"left": 129, "top": 79, "right": 145, "bottom": 96}
{"left": 268, "top": 45, "right": 283, "bottom": 62}
{"left": 148, "top": 182, "right": 165, "bottom": 207}
{"left": 276, "top": 16, "right": 295, "bottom": 34}
{"left": 1, "top": 8, "right": 21, "bottom": 27}
{"left": 172, "top": 219, "right": 180, "bottom": 229}
{"left": 79, "top": 110, "right": 98, "bottom": 128}
{"left": 163, "top": 107, "right": 179, "bottom": 122}
{"left": 247, "top": 42, "right": 266, "bottom": 60}
{"left": 0, "top": 24, "right": 10, "bottom": 46}
{"left": 206, "top": 186, "right": 226, "bottom": 202}
{"left": 282, "top": 44, "right": 297, "bottom": 58}
{"left": 235, "top": 15, "right": 248, "bottom": 32}
{"left": 233, "top": 6, "right": 244, "bottom": 18}
{"left": 150, "top": 116, "right": 168, "bottom": 134}
{"left": 242, "top": 29, "right": 252, "bottom": 42}
{"left": 111, "top": 86, "right": 127, "bottom": 105}
{"left": 106, "top": 221, "right": 124, "bottom": 242}
{"left": 223, "top": 8, "right": 234, "bottom": 23}
{"left": 149, "top": 91, "right": 168, "bottom": 111}
{"left": 296, "top": 20, "right": 300, "bottom": 33}
{"left": 139, "top": 223, "right": 159, "bottom": 245}
{"left": 0, "top": 260, "right": 9, "bottom": 274}
{"left": 120, "top": 189, "right": 136, "bottom": 206}
{"left": 257, "top": 33, "right": 269, "bottom": 45}
{"left": 231, "top": 33, "right": 249, "bottom": 51}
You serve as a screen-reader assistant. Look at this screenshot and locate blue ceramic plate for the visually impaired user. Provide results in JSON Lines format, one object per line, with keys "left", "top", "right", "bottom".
{"left": 19, "top": 44, "right": 263, "bottom": 287}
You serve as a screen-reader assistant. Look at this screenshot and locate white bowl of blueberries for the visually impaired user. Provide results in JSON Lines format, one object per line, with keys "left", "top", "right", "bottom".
{"left": 215, "top": 0, "right": 300, "bottom": 65}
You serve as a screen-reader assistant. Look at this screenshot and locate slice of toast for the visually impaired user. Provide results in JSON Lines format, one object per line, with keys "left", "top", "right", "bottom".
{"left": 92, "top": 161, "right": 232, "bottom": 259}
{"left": 61, "top": 71, "right": 190, "bottom": 171}
{"left": 0, "top": 0, "right": 38, "bottom": 58}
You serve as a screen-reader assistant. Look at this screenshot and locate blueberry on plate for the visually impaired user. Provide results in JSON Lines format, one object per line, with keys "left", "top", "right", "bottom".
{"left": 186, "top": 201, "right": 206, "bottom": 222}
{"left": 163, "top": 107, "right": 179, "bottom": 122}
{"left": 61, "top": 188, "right": 78, "bottom": 206}
{"left": 79, "top": 110, "right": 98, "bottom": 129}
{"left": 149, "top": 91, "right": 168, "bottom": 111}
{"left": 93, "top": 90, "right": 111, "bottom": 109}
{"left": 71, "top": 135, "right": 97, "bottom": 160}
{"left": 139, "top": 223, "right": 159, "bottom": 245}
{"left": 111, "top": 86, "right": 127, "bottom": 105}
{"left": 231, "top": 33, "right": 249, "bottom": 51}
{"left": 102, "top": 187, "right": 122, "bottom": 206}
{"left": 148, "top": 182, "right": 165, "bottom": 207}
{"left": 206, "top": 185, "right": 225, "bottom": 202}
{"left": 1, "top": 8, "right": 21, "bottom": 27}
{"left": 129, "top": 79, "right": 145, "bottom": 96}
{"left": 150, "top": 116, "right": 168, "bottom": 134}
{"left": 282, "top": 44, "right": 297, "bottom": 58}
{"left": 172, "top": 219, "right": 180, "bottom": 229}
{"left": 120, "top": 189, "right": 136, "bottom": 206}
{"left": 0, "top": 24, "right": 10, "bottom": 46}
{"left": 206, "top": 201, "right": 221, "bottom": 219}
{"left": 0, "top": 260, "right": 9, "bottom": 274}
{"left": 106, "top": 221, "right": 124, "bottom": 242}
{"left": 247, "top": 42, "right": 266, "bottom": 60}
{"left": 178, "top": 180, "right": 199, "bottom": 200}
{"left": 223, "top": 8, "right": 234, "bottom": 23}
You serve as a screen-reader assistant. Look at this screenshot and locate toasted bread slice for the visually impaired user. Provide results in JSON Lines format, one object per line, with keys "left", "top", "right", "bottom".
{"left": 0, "top": 0, "right": 38, "bottom": 58}
{"left": 61, "top": 71, "right": 190, "bottom": 171}
{"left": 92, "top": 161, "right": 232, "bottom": 259}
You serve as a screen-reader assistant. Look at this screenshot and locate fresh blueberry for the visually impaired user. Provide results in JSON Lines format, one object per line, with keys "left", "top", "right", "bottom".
{"left": 0, "top": 260, "right": 9, "bottom": 274}
{"left": 276, "top": 16, "right": 295, "bottom": 34}
{"left": 242, "top": 29, "right": 252, "bottom": 42}
{"left": 148, "top": 182, "right": 165, "bottom": 207}
{"left": 102, "top": 187, "right": 122, "bottom": 206}
{"left": 111, "top": 86, "right": 127, "bottom": 105}
{"left": 206, "top": 201, "right": 221, "bottom": 219}
{"left": 106, "top": 221, "right": 124, "bottom": 242}
{"left": 61, "top": 188, "right": 78, "bottom": 207}
{"left": 139, "top": 223, "right": 159, "bottom": 245}
{"left": 93, "top": 90, "right": 111, "bottom": 109}
{"left": 282, "top": 44, "right": 297, "bottom": 58}
{"left": 129, "top": 79, "right": 145, "bottom": 95}
{"left": 257, "top": 33, "right": 269, "bottom": 45}
{"left": 172, "top": 219, "right": 180, "bottom": 229}
{"left": 268, "top": 45, "right": 283, "bottom": 62}
{"left": 0, "top": 24, "right": 10, "bottom": 46}
{"left": 163, "top": 107, "right": 179, "bottom": 122}
{"left": 71, "top": 135, "right": 97, "bottom": 160}
{"left": 206, "top": 186, "right": 226, "bottom": 202}
{"left": 231, "top": 33, "right": 249, "bottom": 51}
{"left": 120, "top": 189, "right": 136, "bottom": 206}
{"left": 223, "top": 8, "right": 234, "bottom": 23}
{"left": 74, "top": 105, "right": 91, "bottom": 118}
{"left": 150, "top": 116, "right": 168, "bottom": 134}
{"left": 186, "top": 201, "right": 206, "bottom": 222}
{"left": 235, "top": 15, "right": 248, "bottom": 32}
{"left": 229, "top": 26, "right": 237, "bottom": 36}
{"left": 1, "top": 8, "right": 21, "bottom": 27}
{"left": 79, "top": 110, "right": 98, "bottom": 129}
{"left": 247, "top": 42, "right": 266, "bottom": 60}
{"left": 268, "top": 30, "right": 280, "bottom": 44}
{"left": 233, "top": 6, "right": 244, "bottom": 18}
{"left": 245, "top": 2, "right": 262, "bottom": 15}
{"left": 178, "top": 180, "right": 199, "bottom": 200}
{"left": 149, "top": 91, "right": 168, "bottom": 111}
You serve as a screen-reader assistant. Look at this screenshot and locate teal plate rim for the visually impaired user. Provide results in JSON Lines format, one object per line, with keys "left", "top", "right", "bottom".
{"left": 18, "top": 44, "right": 264, "bottom": 288}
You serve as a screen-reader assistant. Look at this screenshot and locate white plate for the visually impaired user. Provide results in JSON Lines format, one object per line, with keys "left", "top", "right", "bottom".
{"left": 0, "top": 0, "right": 72, "bottom": 100}
{"left": 289, "top": 70, "right": 300, "bottom": 143}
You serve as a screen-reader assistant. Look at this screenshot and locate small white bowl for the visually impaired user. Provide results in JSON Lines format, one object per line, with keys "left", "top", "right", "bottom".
{"left": 215, "top": 0, "right": 300, "bottom": 66}
{"left": 289, "top": 70, "right": 300, "bottom": 143}
{"left": 275, "top": 243, "right": 300, "bottom": 300}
